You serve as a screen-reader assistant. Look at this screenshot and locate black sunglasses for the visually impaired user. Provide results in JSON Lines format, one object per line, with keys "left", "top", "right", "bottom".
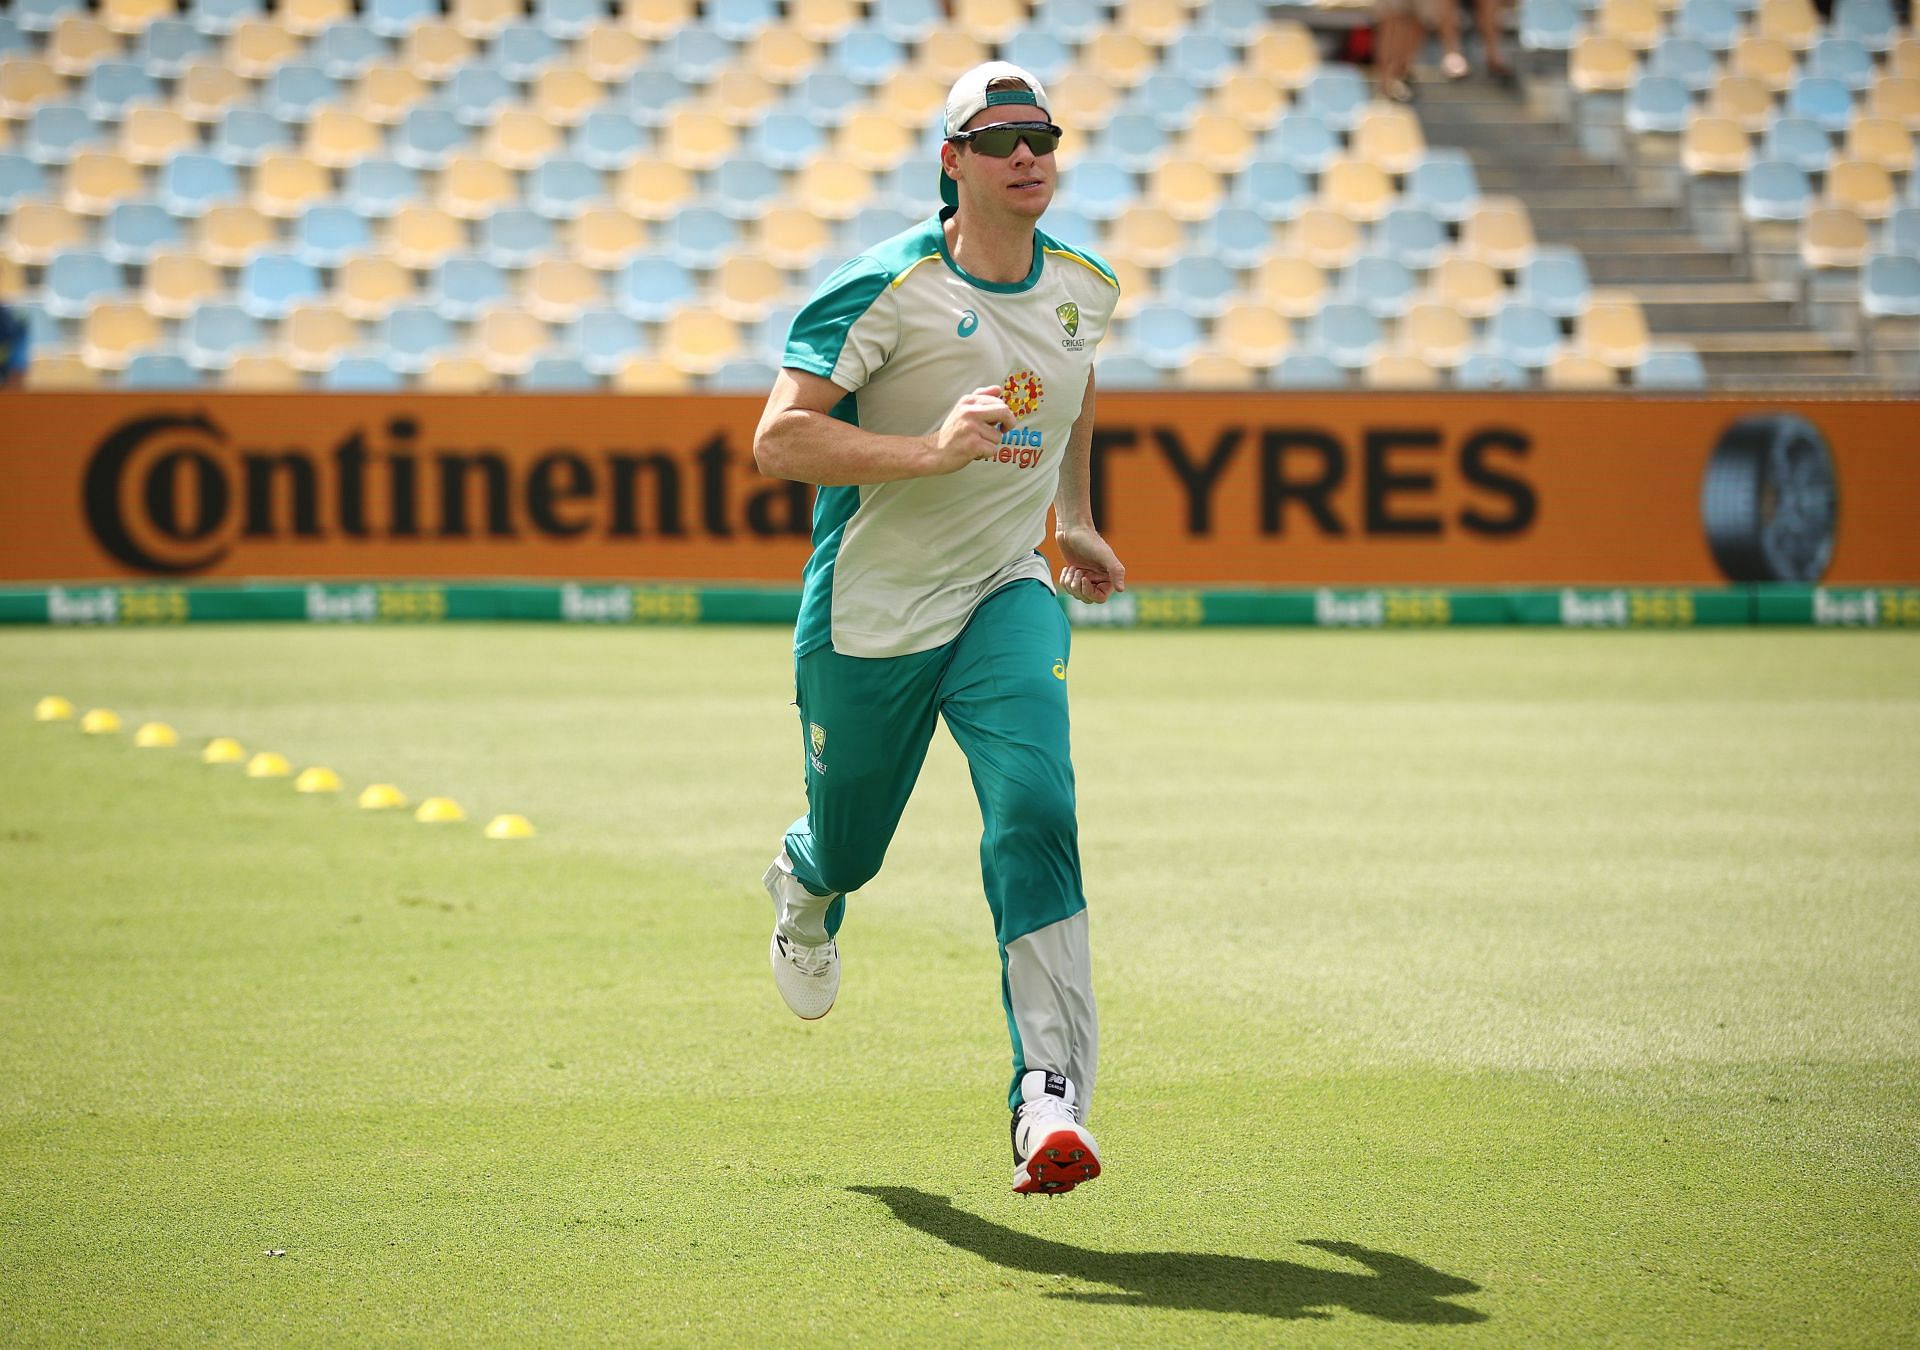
{"left": 948, "top": 121, "right": 1064, "bottom": 157}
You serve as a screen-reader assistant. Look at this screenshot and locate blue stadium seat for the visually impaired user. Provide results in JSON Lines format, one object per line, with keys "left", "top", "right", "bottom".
{"left": 1039, "top": 206, "right": 1097, "bottom": 249}
{"left": 380, "top": 304, "right": 461, "bottom": 372}
{"left": 324, "top": 354, "right": 407, "bottom": 389}
{"left": 101, "top": 201, "right": 184, "bottom": 263}
{"left": 526, "top": 157, "right": 605, "bottom": 219}
{"left": 1761, "top": 116, "right": 1836, "bottom": 173}
{"left": 569, "top": 307, "right": 647, "bottom": 375}
{"left": 14, "top": 0, "right": 83, "bottom": 34}
{"left": 1406, "top": 149, "right": 1482, "bottom": 222}
{"left": 1264, "top": 113, "right": 1340, "bottom": 174}
{"left": 662, "top": 206, "right": 741, "bottom": 269}
{"left": 616, "top": 65, "right": 695, "bottom": 127}
{"left": 1167, "top": 31, "right": 1237, "bottom": 91}
{"left": 158, "top": 152, "right": 242, "bottom": 216}
{"left": 345, "top": 158, "right": 422, "bottom": 217}
{"left": 182, "top": 304, "right": 265, "bottom": 369}
{"left": 1518, "top": 245, "right": 1593, "bottom": 318}
{"left": 1001, "top": 31, "right": 1072, "bottom": 84}
{"left": 1062, "top": 156, "right": 1135, "bottom": 222}
{"left": 313, "top": 21, "right": 386, "bottom": 80}
{"left": 430, "top": 255, "right": 511, "bottom": 320}
{"left": 1095, "top": 353, "right": 1165, "bottom": 388}
{"left": 573, "top": 109, "right": 652, "bottom": 170}
{"left": 44, "top": 251, "right": 123, "bottom": 318}
{"left": 137, "top": 20, "right": 215, "bottom": 77}
{"left": 1098, "top": 113, "right": 1164, "bottom": 172}
{"left": 1272, "top": 352, "right": 1347, "bottom": 387}
{"left": 1861, "top": 253, "right": 1920, "bottom": 316}
{"left": 1299, "top": 68, "right": 1370, "bottom": 132}
{"left": 1633, "top": 344, "right": 1708, "bottom": 387}
{"left": 1197, "top": 0, "right": 1267, "bottom": 43}
{"left": 709, "top": 0, "right": 778, "bottom": 41}
{"left": 1484, "top": 301, "right": 1563, "bottom": 368}
{"left": 1675, "top": 0, "right": 1741, "bottom": 50}
{"left": 184, "top": 0, "right": 266, "bottom": 35}
{"left": 24, "top": 105, "right": 105, "bottom": 165}
{"left": 1741, "top": 159, "right": 1814, "bottom": 221}
{"left": 1648, "top": 36, "right": 1718, "bottom": 93}
{"left": 666, "top": 29, "right": 735, "bottom": 84}
{"left": 121, "top": 351, "right": 201, "bottom": 388}
{"left": 1806, "top": 38, "right": 1875, "bottom": 93}
{"left": 1129, "top": 72, "right": 1205, "bottom": 132}
{"left": 1197, "top": 206, "right": 1276, "bottom": 268}
{"left": 1831, "top": 0, "right": 1898, "bottom": 53}
{"left": 239, "top": 250, "right": 324, "bottom": 318}
{"left": 532, "top": 0, "right": 603, "bottom": 40}
{"left": 1886, "top": 207, "right": 1920, "bottom": 259}
{"left": 750, "top": 304, "right": 799, "bottom": 359}
{"left": 480, "top": 207, "right": 556, "bottom": 267}
{"left": 393, "top": 105, "right": 471, "bottom": 169}
{"left": 365, "top": 0, "right": 437, "bottom": 40}
{"left": 0, "top": 15, "right": 28, "bottom": 54}
{"left": 0, "top": 153, "right": 49, "bottom": 208}
{"left": 493, "top": 23, "right": 562, "bottom": 81}
{"left": 1787, "top": 78, "right": 1855, "bottom": 135}
{"left": 295, "top": 203, "right": 375, "bottom": 266}
{"left": 520, "top": 354, "right": 599, "bottom": 390}
{"left": 215, "top": 107, "right": 295, "bottom": 165}
{"left": 789, "top": 66, "right": 865, "bottom": 128}
{"left": 615, "top": 257, "right": 697, "bottom": 321}
{"left": 1520, "top": 0, "right": 1583, "bottom": 50}
{"left": 1373, "top": 205, "right": 1448, "bottom": 268}
{"left": 264, "top": 63, "right": 339, "bottom": 124}
{"left": 1342, "top": 255, "right": 1419, "bottom": 318}
{"left": 871, "top": 0, "right": 941, "bottom": 44}
{"left": 1626, "top": 74, "right": 1692, "bottom": 135}
{"left": 748, "top": 111, "right": 827, "bottom": 171}
{"left": 1453, "top": 352, "right": 1529, "bottom": 388}
{"left": 1307, "top": 302, "right": 1385, "bottom": 368}
{"left": 844, "top": 206, "right": 919, "bottom": 252}
{"left": 705, "top": 357, "right": 779, "bottom": 391}
{"left": 1162, "top": 256, "right": 1239, "bottom": 318}
{"left": 711, "top": 157, "right": 785, "bottom": 220}
{"left": 831, "top": 30, "right": 906, "bottom": 87}
{"left": 450, "top": 65, "right": 517, "bottom": 127}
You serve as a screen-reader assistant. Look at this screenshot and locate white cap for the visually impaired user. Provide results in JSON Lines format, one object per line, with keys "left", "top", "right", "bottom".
{"left": 939, "top": 61, "right": 1051, "bottom": 213}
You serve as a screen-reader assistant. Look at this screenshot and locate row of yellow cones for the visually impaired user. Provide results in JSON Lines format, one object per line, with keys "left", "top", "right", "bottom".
{"left": 35, "top": 695, "right": 535, "bottom": 840}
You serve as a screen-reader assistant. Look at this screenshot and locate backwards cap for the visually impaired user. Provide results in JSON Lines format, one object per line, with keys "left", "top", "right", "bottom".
{"left": 938, "top": 61, "right": 1051, "bottom": 216}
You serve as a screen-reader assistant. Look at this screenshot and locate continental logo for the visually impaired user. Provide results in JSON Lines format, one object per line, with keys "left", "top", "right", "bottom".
{"left": 79, "top": 413, "right": 812, "bottom": 575}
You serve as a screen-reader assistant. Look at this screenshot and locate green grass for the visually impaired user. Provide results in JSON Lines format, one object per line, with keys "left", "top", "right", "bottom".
{"left": 2, "top": 625, "right": 1916, "bottom": 1346}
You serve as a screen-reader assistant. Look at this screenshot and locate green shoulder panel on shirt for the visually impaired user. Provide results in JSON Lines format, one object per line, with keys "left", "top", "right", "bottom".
{"left": 783, "top": 220, "right": 947, "bottom": 387}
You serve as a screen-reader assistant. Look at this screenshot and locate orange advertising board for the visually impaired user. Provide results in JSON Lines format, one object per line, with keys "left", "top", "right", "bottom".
{"left": 0, "top": 391, "right": 1913, "bottom": 584}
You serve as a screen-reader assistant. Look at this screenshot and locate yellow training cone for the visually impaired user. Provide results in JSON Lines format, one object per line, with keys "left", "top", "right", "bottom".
{"left": 484, "top": 813, "right": 536, "bottom": 840}
{"left": 80, "top": 708, "right": 122, "bottom": 735}
{"left": 415, "top": 796, "right": 466, "bottom": 823}
{"left": 246, "top": 751, "right": 292, "bottom": 778}
{"left": 134, "top": 722, "right": 179, "bottom": 748}
{"left": 34, "top": 696, "right": 75, "bottom": 722}
{"left": 357, "top": 783, "right": 409, "bottom": 810}
{"left": 295, "top": 766, "right": 342, "bottom": 793}
{"left": 203, "top": 737, "right": 246, "bottom": 764}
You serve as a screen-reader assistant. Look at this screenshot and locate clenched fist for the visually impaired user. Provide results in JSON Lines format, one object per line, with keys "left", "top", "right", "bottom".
{"left": 921, "top": 386, "right": 1017, "bottom": 475}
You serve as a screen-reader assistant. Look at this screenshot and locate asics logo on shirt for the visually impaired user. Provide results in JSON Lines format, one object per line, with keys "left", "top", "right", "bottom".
{"left": 957, "top": 309, "right": 979, "bottom": 337}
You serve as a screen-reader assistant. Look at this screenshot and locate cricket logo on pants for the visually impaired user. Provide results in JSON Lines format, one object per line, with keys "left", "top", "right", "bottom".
{"left": 808, "top": 722, "right": 827, "bottom": 775}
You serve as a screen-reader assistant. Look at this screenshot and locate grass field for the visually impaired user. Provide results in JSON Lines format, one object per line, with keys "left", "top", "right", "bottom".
{"left": 2, "top": 624, "right": 1916, "bottom": 1346}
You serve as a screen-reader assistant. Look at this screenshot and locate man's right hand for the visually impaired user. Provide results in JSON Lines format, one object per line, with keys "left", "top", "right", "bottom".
{"left": 922, "top": 386, "right": 1017, "bottom": 475}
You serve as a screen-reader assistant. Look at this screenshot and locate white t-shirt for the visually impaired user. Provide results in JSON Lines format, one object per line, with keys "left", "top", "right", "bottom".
{"left": 782, "top": 215, "right": 1120, "bottom": 658}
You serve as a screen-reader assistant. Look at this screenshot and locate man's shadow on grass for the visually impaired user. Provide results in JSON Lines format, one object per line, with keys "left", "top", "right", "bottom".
{"left": 849, "top": 1186, "right": 1487, "bottom": 1325}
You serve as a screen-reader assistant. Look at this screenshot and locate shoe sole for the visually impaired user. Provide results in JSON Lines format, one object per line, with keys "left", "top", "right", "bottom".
{"left": 1012, "top": 1126, "right": 1102, "bottom": 1196}
{"left": 768, "top": 931, "right": 835, "bottom": 1021}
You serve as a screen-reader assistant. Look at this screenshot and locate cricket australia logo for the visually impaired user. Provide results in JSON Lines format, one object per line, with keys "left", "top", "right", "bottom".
{"left": 1055, "top": 302, "right": 1079, "bottom": 337}
{"left": 808, "top": 722, "right": 827, "bottom": 775}
{"left": 1001, "top": 369, "right": 1044, "bottom": 418}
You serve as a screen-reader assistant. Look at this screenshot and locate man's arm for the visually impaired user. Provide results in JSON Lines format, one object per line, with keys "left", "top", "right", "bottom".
{"left": 753, "top": 368, "right": 1015, "bottom": 487}
{"left": 1053, "top": 371, "right": 1126, "bottom": 604}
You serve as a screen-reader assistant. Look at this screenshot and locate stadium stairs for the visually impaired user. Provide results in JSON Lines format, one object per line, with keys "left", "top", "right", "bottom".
{"left": 1413, "top": 68, "right": 1875, "bottom": 385}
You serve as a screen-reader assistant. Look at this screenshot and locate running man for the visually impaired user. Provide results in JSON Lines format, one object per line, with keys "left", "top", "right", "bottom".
{"left": 752, "top": 62, "right": 1125, "bottom": 1196}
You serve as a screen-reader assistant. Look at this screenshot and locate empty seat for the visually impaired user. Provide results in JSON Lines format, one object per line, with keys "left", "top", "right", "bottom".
{"left": 175, "top": 61, "right": 249, "bottom": 122}
{"left": 100, "top": 199, "right": 182, "bottom": 261}
{"left": 1788, "top": 77, "right": 1857, "bottom": 134}
{"left": 387, "top": 203, "right": 466, "bottom": 268}
{"left": 366, "top": 0, "right": 437, "bottom": 39}
{"left": 1211, "top": 72, "right": 1286, "bottom": 132}
{"left": 263, "top": 62, "right": 337, "bottom": 123}
{"left": 570, "top": 306, "right": 646, "bottom": 374}
{"left": 1161, "top": 255, "right": 1239, "bottom": 318}
{"left": 1318, "top": 157, "right": 1395, "bottom": 224}
{"left": 1756, "top": 0, "right": 1820, "bottom": 51}
{"left": 196, "top": 203, "right": 275, "bottom": 263}
{"left": 437, "top": 154, "right": 516, "bottom": 219}
{"left": 1059, "top": 155, "right": 1135, "bottom": 222}
{"left": 1365, "top": 353, "right": 1443, "bottom": 389}
{"left": 1741, "top": 159, "right": 1813, "bottom": 220}
{"left": 1298, "top": 66, "right": 1369, "bottom": 131}
{"left": 1103, "top": 207, "right": 1185, "bottom": 267}
{"left": 1576, "top": 289, "right": 1652, "bottom": 367}
{"left": 479, "top": 207, "right": 556, "bottom": 268}
{"left": 44, "top": 249, "right": 124, "bottom": 317}
{"left": 1634, "top": 343, "right": 1709, "bottom": 386}
{"left": 1730, "top": 36, "right": 1797, "bottom": 93}
{"left": 252, "top": 152, "right": 329, "bottom": 217}
{"left": 755, "top": 206, "right": 831, "bottom": 269}
{"left": 324, "top": 354, "right": 406, "bottom": 390}
{"left": 353, "top": 64, "right": 429, "bottom": 125}
{"left": 1683, "top": 114, "right": 1754, "bottom": 175}
{"left": 1287, "top": 207, "right": 1362, "bottom": 270}
{"left": 336, "top": 254, "right": 416, "bottom": 318}
{"left": 143, "top": 17, "right": 217, "bottom": 74}
{"left": 1406, "top": 149, "right": 1482, "bottom": 222}
{"left": 665, "top": 27, "right": 736, "bottom": 83}
{"left": 82, "top": 61, "right": 161, "bottom": 118}
{"left": 616, "top": 160, "right": 695, "bottom": 221}
{"left": 1833, "top": 0, "right": 1898, "bottom": 52}
{"left": 344, "top": 158, "right": 421, "bottom": 216}
{"left": 528, "top": 157, "right": 606, "bottom": 220}
{"left": 1127, "top": 303, "right": 1206, "bottom": 370}
{"left": 312, "top": 21, "right": 384, "bottom": 79}
{"left": 381, "top": 303, "right": 462, "bottom": 372}
{"left": 1046, "top": 70, "right": 1120, "bottom": 133}
{"left": 1307, "top": 302, "right": 1385, "bottom": 369}
{"left": 24, "top": 104, "right": 106, "bottom": 165}
{"left": 1522, "top": 0, "right": 1585, "bottom": 51}
{"left": 1570, "top": 35, "right": 1637, "bottom": 94}
{"left": 1271, "top": 351, "right": 1345, "bottom": 387}
{"left": 472, "top": 307, "right": 550, "bottom": 375}
{"left": 660, "top": 308, "right": 740, "bottom": 374}
{"left": 1215, "top": 303, "right": 1293, "bottom": 367}
{"left": 792, "top": 157, "right": 871, "bottom": 221}
{"left": 1598, "top": 0, "right": 1663, "bottom": 49}
{"left": 215, "top": 106, "right": 296, "bottom": 165}
{"left": 158, "top": 151, "right": 241, "bottom": 215}
{"left": 523, "top": 256, "right": 603, "bottom": 322}
{"left": 661, "top": 205, "right": 740, "bottom": 269}
{"left": 14, "top": 0, "right": 86, "bottom": 35}
{"left": 142, "top": 248, "right": 222, "bottom": 316}
{"left": 1399, "top": 301, "right": 1476, "bottom": 368}
{"left": 710, "top": 157, "right": 784, "bottom": 220}
{"left": 63, "top": 149, "right": 142, "bottom": 215}
{"left": 306, "top": 107, "right": 383, "bottom": 168}
{"left": 1429, "top": 254, "right": 1507, "bottom": 318}
{"left": 1844, "top": 116, "right": 1914, "bottom": 174}
{"left": 1808, "top": 38, "right": 1876, "bottom": 93}
{"left": 1886, "top": 206, "right": 1920, "bottom": 258}
{"left": 1373, "top": 205, "right": 1448, "bottom": 269}
{"left": 49, "top": 17, "right": 122, "bottom": 76}
{"left": 224, "top": 18, "right": 298, "bottom": 78}
{"left": 1626, "top": 73, "right": 1693, "bottom": 134}
{"left": 1868, "top": 77, "right": 1920, "bottom": 132}
{"left": 0, "top": 153, "right": 49, "bottom": 209}
{"left": 615, "top": 256, "right": 696, "bottom": 321}
{"left": 223, "top": 352, "right": 302, "bottom": 388}
{"left": 4, "top": 200, "right": 89, "bottom": 264}
{"left": 1761, "top": 115, "right": 1833, "bottom": 172}
{"left": 570, "top": 206, "right": 648, "bottom": 269}
{"left": 1461, "top": 196, "right": 1538, "bottom": 270}
{"left": 182, "top": 303, "right": 264, "bottom": 370}
{"left": 1826, "top": 159, "right": 1897, "bottom": 220}
{"left": 835, "top": 109, "right": 915, "bottom": 172}
{"left": 1148, "top": 160, "right": 1225, "bottom": 223}
{"left": 238, "top": 249, "right": 323, "bottom": 317}
{"left": 1519, "top": 245, "right": 1594, "bottom": 318}
{"left": 120, "top": 350, "right": 199, "bottom": 387}
{"left": 293, "top": 201, "right": 373, "bottom": 266}
{"left": 619, "top": 0, "right": 697, "bottom": 40}
{"left": 186, "top": 0, "right": 269, "bottom": 36}
{"left": 0, "top": 60, "right": 65, "bottom": 120}
{"left": 1352, "top": 105, "right": 1426, "bottom": 175}
{"left": 1486, "top": 300, "right": 1563, "bottom": 368}
{"left": 120, "top": 105, "right": 197, "bottom": 165}
{"left": 1674, "top": 0, "right": 1741, "bottom": 51}
{"left": 1453, "top": 352, "right": 1529, "bottom": 388}
{"left": 579, "top": 23, "right": 646, "bottom": 82}
{"left": 1342, "top": 254, "right": 1419, "bottom": 318}
{"left": 1801, "top": 205, "right": 1872, "bottom": 268}
{"left": 570, "top": 108, "right": 646, "bottom": 170}
{"left": 447, "top": 64, "right": 515, "bottom": 126}
{"left": 1197, "top": 206, "right": 1278, "bottom": 269}
{"left": 1179, "top": 111, "right": 1258, "bottom": 175}
{"left": 283, "top": 0, "right": 352, "bottom": 37}
{"left": 450, "top": 0, "right": 518, "bottom": 39}
{"left": 1543, "top": 352, "right": 1618, "bottom": 388}
{"left": 1861, "top": 252, "right": 1920, "bottom": 316}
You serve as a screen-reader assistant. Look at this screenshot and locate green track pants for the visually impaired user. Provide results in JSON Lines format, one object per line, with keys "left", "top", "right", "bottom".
{"left": 781, "top": 580, "right": 1098, "bottom": 1114}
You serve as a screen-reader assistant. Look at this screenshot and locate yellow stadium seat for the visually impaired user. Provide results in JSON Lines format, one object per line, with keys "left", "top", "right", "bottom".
{"left": 710, "top": 70, "right": 780, "bottom": 127}
{"left": 306, "top": 108, "right": 384, "bottom": 168}
{"left": 1211, "top": 73, "right": 1287, "bottom": 131}
{"left": 5, "top": 202, "right": 89, "bottom": 265}
{"left": 712, "top": 254, "right": 787, "bottom": 322}
{"left": 1800, "top": 206, "right": 1871, "bottom": 270}
{"left": 1756, "top": 0, "right": 1819, "bottom": 51}
{"left": 1318, "top": 157, "right": 1395, "bottom": 224}
{"left": 0, "top": 254, "right": 21, "bottom": 294}
{"left": 1571, "top": 36, "right": 1639, "bottom": 95}
{"left": 620, "top": 0, "right": 696, "bottom": 40}
{"left": 661, "top": 310, "right": 741, "bottom": 375}
{"left": 789, "top": 0, "right": 857, "bottom": 42}
{"left": 1460, "top": 196, "right": 1537, "bottom": 270}
{"left": 1845, "top": 116, "right": 1914, "bottom": 174}
{"left": 48, "top": 17, "right": 122, "bottom": 76}
{"left": 80, "top": 301, "right": 161, "bottom": 370}
{"left": 1365, "top": 353, "right": 1443, "bottom": 388}
{"left": 283, "top": 302, "right": 360, "bottom": 371}
{"left": 336, "top": 255, "right": 417, "bottom": 319}
{"left": 143, "top": 249, "right": 224, "bottom": 317}
{"left": 662, "top": 105, "right": 737, "bottom": 171}
{"left": 176, "top": 63, "right": 250, "bottom": 123}
{"left": 355, "top": 64, "right": 430, "bottom": 124}
{"left": 1352, "top": 105, "right": 1426, "bottom": 176}
{"left": 578, "top": 23, "right": 646, "bottom": 82}
{"left": 571, "top": 206, "right": 649, "bottom": 268}
{"left": 1597, "top": 0, "right": 1663, "bottom": 51}
{"left": 743, "top": 27, "right": 817, "bottom": 86}
{"left": 1399, "top": 301, "right": 1475, "bottom": 368}
{"left": 421, "top": 355, "right": 497, "bottom": 391}
{"left": 0, "top": 59, "right": 64, "bottom": 118}
{"left": 64, "top": 150, "right": 144, "bottom": 216}
{"left": 1287, "top": 208, "right": 1363, "bottom": 270}
{"left": 1543, "top": 352, "right": 1619, "bottom": 388}
{"left": 1576, "top": 289, "right": 1651, "bottom": 368}
{"left": 475, "top": 308, "right": 552, "bottom": 375}
{"left": 225, "top": 353, "right": 303, "bottom": 389}
{"left": 1708, "top": 74, "right": 1776, "bottom": 132}
{"left": 532, "top": 64, "right": 605, "bottom": 127}
{"left": 1892, "top": 40, "right": 1920, "bottom": 82}
{"left": 227, "top": 20, "right": 301, "bottom": 79}
{"left": 615, "top": 160, "right": 696, "bottom": 220}
{"left": 253, "top": 153, "right": 331, "bottom": 218}
{"left": 1183, "top": 352, "right": 1262, "bottom": 389}
{"left": 873, "top": 68, "right": 945, "bottom": 126}
{"left": 1114, "top": 0, "right": 1189, "bottom": 46}
{"left": 919, "top": 29, "right": 991, "bottom": 83}
{"left": 1102, "top": 206, "right": 1185, "bottom": 267}
{"left": 1178, "top": 112, "right": 1257, "bottom": 174}
{"left": 1148, "top": 159, "right": 1225, "bottom": 223}
{"left": 1825, "top": 158, "right": 1897, "bottom": 220}
{"left": 30, "top": 353, "right": 104, "bottom": 388}
{"left": 386, "top": 204, "right": 466, "bottom": 268}
{"left": 1681, "top": 114, "right": 1752, "bottom": 175}
{"left": 197, "top": 204, "right": 276, "bottom": 265}
{"left": 121, "top": 105, "right": 198, "bottom": 165}
{"left": 1083, "top": 31, "right": 1156, "bottom": 89}
{"left": 483, "top": 108, "right": 562, "bottom": 170}
{"left": 1244, "top": 22, "right": 1319, "bottom": 90}
{"left": 451, "top": 0, "right": 519, "bottom": 40}
{"left": 1105, "top": 257, "right": 1151, "bottom": 320}
{"left": 1254, "top": 255, "right": 1330, "bottom": 317}
{"left": 612, "top": 355, "right": 692, "bottom": 392}
{"left": 438, "top": 154, "right": 517, "bottom": 220}
{"left": 401, "top": 22, "right": 475, "bottom": 83}
{"left": 1215, "top": 303, "right": 1294, "bottom": 367}
{"left": 101, "top": 0, "right": 172, "bottom": 35}
{"left": 1427, "top": 254, "right": 1505, "bottom": 318}
{"left": 1729, "top": 36, "right": 1796, "bottom": 93}
{"left": 1867, "top": 77, "right": 1920, "bottom": 132}
{"left": 953, "top": 0, "right": 1028, "bottom": 43}
{"left": 755, "top": 206, "right": 832, "bottom": 269}
{"left": 791, "top": 157, "right": 871, "bottom": 221}
{"left": 836, "top": 110, "right": 915, "bottom": 172}
{"left": 1047, "top": 70, "right": 1121, "bottom": 131}
{"left": 283, "top": 0, "right": 352, "bottom": 38}
{"left": 524, "top": 257, "right": 604, "bottom": 322}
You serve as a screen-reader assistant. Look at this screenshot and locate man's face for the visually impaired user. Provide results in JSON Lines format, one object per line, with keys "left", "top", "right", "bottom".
{"left": 945, "top": 106, "right": 1057, "bottom": 221}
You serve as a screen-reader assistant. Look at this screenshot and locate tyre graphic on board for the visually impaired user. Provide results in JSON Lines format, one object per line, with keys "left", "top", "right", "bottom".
{"left": 1699, "top": 413, "right": 1838, "bottom": 583}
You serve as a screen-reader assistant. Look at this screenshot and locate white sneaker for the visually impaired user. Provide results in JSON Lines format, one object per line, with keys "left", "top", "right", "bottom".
{"left": 1010, "top": 1070, "right": 1102, "bottom": 1195}
{"left": 763, "top": 853, "right": 839, "bottom": 1020}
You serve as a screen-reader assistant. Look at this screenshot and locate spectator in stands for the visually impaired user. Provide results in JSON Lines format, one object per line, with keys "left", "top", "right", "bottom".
{"left": 1373, "top": 0, "right": 1430, "bottom": 102}
{"left": 0, "top": 302, "right": 27, "bottom": 388}
{"left": 1436, "top": 0, "right": 1514, "bottom": 82}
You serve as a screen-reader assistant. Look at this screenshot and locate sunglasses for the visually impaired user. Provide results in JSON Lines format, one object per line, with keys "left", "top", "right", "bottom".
{"left": 948, "top": 121, "right": 1064, "bottom": 157}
